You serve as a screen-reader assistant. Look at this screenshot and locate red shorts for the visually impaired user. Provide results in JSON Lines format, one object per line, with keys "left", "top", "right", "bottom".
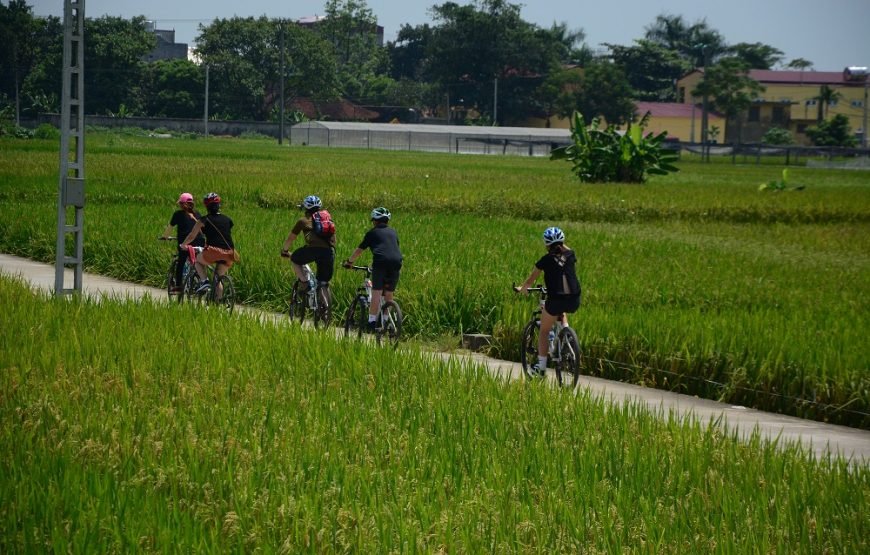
{"left": 201, "top": 246, "right": 235, "bottom": 268}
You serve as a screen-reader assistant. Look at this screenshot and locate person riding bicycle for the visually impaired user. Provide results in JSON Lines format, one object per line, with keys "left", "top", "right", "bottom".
{"left": 342, "top": 206, "right": 403, "bottom": 332}
{"left": 515, "top": 227, "right": 581, "bottom": 376}
{"left": 281, "top": 195, "right": 336, "bottom": 296}
{"left": 160, "top": 192, "right": 204, "bottom": 292}
{"left": 180, "top": 192, "right": 236, "bottom": 299}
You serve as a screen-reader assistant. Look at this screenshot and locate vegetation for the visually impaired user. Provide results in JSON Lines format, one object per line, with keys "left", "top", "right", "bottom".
{"left": 0, "top": 133, "right": 867, "bottom": 427}
{"left": 761, "top": 127, "right": 794, "bottom": 146}
{"left": 1, "top": 277, "right": 867, "bottom": 552}
{"left": 806, "top": 114, "right": 858, "bottom": 147}
{"left": 551, "top": 111, "right": 680, "bottom": 183}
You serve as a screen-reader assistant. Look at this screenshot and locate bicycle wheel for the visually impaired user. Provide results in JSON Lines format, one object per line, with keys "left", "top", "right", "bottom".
{"left": 555, "top": 327, "right": 581, "bottom": 388}
{"left": 184, "top": 270, "right": 204, "bottom": 305}
{"left": 166, "top": 257, "right": 178, "bottom": 299}
{"left": 314, "top": 285, "right": 332, "bottom": 329}
{"left": 520, "top": 320, "right": 540, "bottom": 380}
{"left": 343, "top": 296, "right": 367, "bottom": 338}
{"left": 288, "top": 280, "right": 307, "bottom": 324}
{"left": 377, "top": 301, "right": 402, "bottom": 349}
{"left": 215, "top": 275, "right": 236, "bottom": 313}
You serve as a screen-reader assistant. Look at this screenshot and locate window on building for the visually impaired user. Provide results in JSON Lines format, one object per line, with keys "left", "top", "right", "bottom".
{"left": 678, "top": 87, "right": 686, "bottom": 103}
{"left": 805, "top": 99, "right": 817, "bottom": 106}
{"left": 748, "top": 106, "right": 760, "bottom": 122}
{"left": 772, "top": 106, "right": 786, "bottom": 124}
{"left": 852, "top": 100, "right": 864, "bottom": 108}
{"left": 828, "top": 99, "right": 838, "bottom": 107}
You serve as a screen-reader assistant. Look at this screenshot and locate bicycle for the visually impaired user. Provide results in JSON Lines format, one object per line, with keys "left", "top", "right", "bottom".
{"left": 159, "top": 236, "right": 188, "bottom": 303}
{"left": 514, "top": 284, "right": 581, "bottom": 388}
{"left": 286, "top": 263, "right": 331, "bottom": 328}
{"left": 343, "top": 265, "right": 402, "bottom": 348}
{"left": 183, "top": 247, "right": 236, "bottom": 312}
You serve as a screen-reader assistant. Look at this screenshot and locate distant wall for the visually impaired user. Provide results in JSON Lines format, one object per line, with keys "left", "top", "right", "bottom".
{"left": 37, "top": 114, "right": 285, "bottom": 138}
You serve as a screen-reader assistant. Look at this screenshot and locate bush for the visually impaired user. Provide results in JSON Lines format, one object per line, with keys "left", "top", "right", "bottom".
{"left": 806, "top": 115, "right": 858, "bottom": 147}
{"left": 551, "top": 111, "right": 680, "bottom": 183}
{"left": 761, "top": 127, "right": 793, "bottom": 145}
{"left": 33, "top": 123, "right": 60, "bottom": 140}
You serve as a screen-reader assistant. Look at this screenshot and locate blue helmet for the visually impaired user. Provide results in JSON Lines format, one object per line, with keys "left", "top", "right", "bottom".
{"left": 543, "top": 227, "right": 565, "bottom": 246}
{"left": 300, "top": 195, "right": 322, "bottom": 210}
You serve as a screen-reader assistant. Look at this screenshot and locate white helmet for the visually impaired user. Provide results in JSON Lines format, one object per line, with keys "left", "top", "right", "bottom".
{"left": 370, "top": 206, "right": 391, "bottom": 221}
{"left": 300, "top": 195, "right": 322, "bottom": 210}
{"left": 543, "top": 227, "right": 565, "bottom": 246}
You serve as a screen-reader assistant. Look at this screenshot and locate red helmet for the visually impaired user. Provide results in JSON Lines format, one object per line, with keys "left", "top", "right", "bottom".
{"left": 203, "top": 192, "right": 221, "bottom": 206}
{"left": 177, "top": 192, "right": 194, "bottom": 205}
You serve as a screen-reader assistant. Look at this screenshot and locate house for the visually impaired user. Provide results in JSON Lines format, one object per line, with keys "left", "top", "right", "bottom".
{"left": 633, "top": 102, "right": 726, "bottom": 143}
{"left": 676, "top": 68, "right": 868, "bottom": 145}
{"left": 142, "top": 21, "right": 188, "bottom": 62}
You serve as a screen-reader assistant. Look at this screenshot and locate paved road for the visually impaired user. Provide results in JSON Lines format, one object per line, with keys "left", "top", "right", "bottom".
{"left": 2, "top": 253, "right": 868, "bottom": 464}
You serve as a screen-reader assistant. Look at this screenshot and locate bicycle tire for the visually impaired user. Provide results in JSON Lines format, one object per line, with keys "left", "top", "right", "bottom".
{"left": 313, "top": 285, "right": 331, "bottom": 329}
{"left": 289, "top": 280, "right": 307, "bottom": 324}
{"left": 377, "top": 301, "right": 402, "bottom": 349}
{"left": 520, "top": 320, "right": 540, "bottom": 380}
{"left": 216, "top": 275, "right": 235, "bottom": 313}
{"left": 343, "top": 296, "right": 367, "bottom": 338}
{"left": 166, "top": 257, "right": 178, "bottom": 299}
{"left": 555, "top": 327, "right": 581, "bottom": 388}
{"left": 184, "top": 270, "right": 205, "bottom": 305}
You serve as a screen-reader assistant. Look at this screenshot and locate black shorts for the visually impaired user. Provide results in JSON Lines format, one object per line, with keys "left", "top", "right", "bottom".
{"left": 545, "top": 294, "right": 580, "bottom": 316}
{"left": 290, "top": 246, "right": 335, "bottom": 283}
{"left": 372, "top": 261, "right": 402, "bottom": 292}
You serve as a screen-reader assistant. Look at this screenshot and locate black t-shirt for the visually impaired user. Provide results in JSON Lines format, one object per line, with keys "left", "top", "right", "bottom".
{"left": 358, "top": 224, "right": 402, "bottom": 264}
{"left": 536, "top": 248, "right": 580, "bottom": 296}
{"left": 170, "top": 209, "right": 204, "bottom": 247}
{"left": 200, "top": 213, "right": 234, "bottom": 250}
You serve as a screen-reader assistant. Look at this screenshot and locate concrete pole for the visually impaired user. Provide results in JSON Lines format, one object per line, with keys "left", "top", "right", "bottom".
{"left": 493, "top": 78, "right": 498, "bottom": 125}
{"left": 279, "top": 21, "right": 285, "bottom": 145}
{"left": 204, "top": 64, "right": 209, "bottom": 138}
{"left": 863, "top": 79, "right": 868, "bottom": 149}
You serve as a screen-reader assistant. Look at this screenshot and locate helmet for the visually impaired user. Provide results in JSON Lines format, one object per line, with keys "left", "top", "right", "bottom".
{"left": 300, "top": 195, "right": 322, "bottom": 210}
{"left": 177, "top": 192, "right": 194, "bottom": 205}
{"left": 203, "top": 192, "right": 221, "bottom": 206}
{"left": 370, "top": 206, "right": 391, "bottom": 221}
{"left": 543, "top": 227, "right": 565, "bottom": 246}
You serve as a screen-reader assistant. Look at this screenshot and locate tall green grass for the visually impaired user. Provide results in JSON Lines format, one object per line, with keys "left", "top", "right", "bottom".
{"left": 1, "top": 276, "right": 867, "bottom": 552}
{"left": 1, "top": 135, "right": 868, "bottom": 426}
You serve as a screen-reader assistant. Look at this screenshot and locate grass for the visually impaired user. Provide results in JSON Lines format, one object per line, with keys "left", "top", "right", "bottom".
{"left": 0, "top": 133, "right": 868, "bottom": 426}
{"left": 0, "top": 276, "right": 867, "bottom": 552}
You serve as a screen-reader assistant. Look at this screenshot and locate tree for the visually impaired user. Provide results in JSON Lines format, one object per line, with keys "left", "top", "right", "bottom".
{"left": 196, "top": 16, "right": 339, "bottom": 120}
{"left": 0, "top": 0, "right": 39, "bottom": 123}
{"left": 786, "top": 58, "right": 814, "bottom": 71}
{"left": 806, "top": 114, "right": 857, "bottom": 147}
{"left": 318, "top": 0, "right": 386, "bottom": 101}
{"left": 533, "top": 68, "right": 583, "bottom": 127}
{"left": 729, "top": 42, "right": 784, "bottom": 70}
{"left": 84, "top": 16, "right": 155, "bottom": 115}
{"left": 644, "top": 14, "right": 727, "bottom": 67}
{"left": 387, "top": 23, "right": 433, "bottom": 81}
{"left": 141, "top": 59, "right": 203, "bottom": 118}
{"left": 813, "top": 84, "right": 841, "bottom": 123}
{"left": 605, "top": 39, "right": 690, "bottom": 101}
{"left": 692, "top": 57, "right": 764, "bottom": 144}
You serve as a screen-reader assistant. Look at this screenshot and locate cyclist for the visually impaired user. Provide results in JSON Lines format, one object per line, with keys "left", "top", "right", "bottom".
{"left": 514, "top": 227, "right": 581, "bottom": 376}
{"left": 342, "top": 207, "right": 403, "bottom": 332}
{"left": 180, "top": 192, "right": 236, "bottom": 300}
{"left": 160, "top": 192, "right": 204, "bottom": 292}
{"left": 281, "top": 195, "right": 336, "bottom": 297}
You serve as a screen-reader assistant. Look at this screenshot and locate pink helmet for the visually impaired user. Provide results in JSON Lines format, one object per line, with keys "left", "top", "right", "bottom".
{"left": 177, "top": 192, "right": 194, "bottom": 205}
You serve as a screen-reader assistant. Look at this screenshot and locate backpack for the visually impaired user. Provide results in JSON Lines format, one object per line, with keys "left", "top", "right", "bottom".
{"left": 311, "top": 210, "right": 336, "bottom": 238}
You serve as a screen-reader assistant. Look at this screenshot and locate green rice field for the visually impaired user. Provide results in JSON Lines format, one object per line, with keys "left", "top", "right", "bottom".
{"left": 1, "top": 277, "right": 867, "bottom": 552}
{"left": 0, "top": 133, "right": 868, "bottom": 427}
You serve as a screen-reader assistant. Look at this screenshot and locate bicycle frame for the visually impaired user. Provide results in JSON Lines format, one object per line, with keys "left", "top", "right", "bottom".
{"left": 515, "top": 284, "right": 580, "bottom": 387}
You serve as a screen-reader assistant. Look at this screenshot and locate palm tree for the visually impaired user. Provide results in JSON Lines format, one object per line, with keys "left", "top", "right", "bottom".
{"left": 814, "top": 84, "right": 842, "bottom": 123}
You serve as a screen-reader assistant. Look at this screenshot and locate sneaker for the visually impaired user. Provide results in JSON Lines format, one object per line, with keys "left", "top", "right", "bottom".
{"left": 366, "top": 320, "right": 378, "bottom": 333}
{"left": 529, "top": 363, "right": 545, "bottom": 378}
{"left": 195, "top": 281, "right": 211, "bottom": 294}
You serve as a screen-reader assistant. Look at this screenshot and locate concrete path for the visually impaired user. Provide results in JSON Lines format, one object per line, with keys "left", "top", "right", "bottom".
{"left": 2, "top": 253, "right": 868, "bottom": 464}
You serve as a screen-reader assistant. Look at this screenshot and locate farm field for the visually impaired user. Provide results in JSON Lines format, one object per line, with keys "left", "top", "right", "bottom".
{"left": 1, "top": 277, "right": 867, "bottom": 552}
{"left": 0, "top": 133, "right": 869, "bottom": 426}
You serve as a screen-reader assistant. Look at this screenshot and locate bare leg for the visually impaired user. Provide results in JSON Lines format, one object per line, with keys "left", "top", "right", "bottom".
{"left": 215, "top": 263, "right": 226, "bottom": 300}
{"left": 194, "top": 253, "right": 208, "bottom": 281}
{"left": 369, "top": 289, "right": 383, "bottom": 318}
{"left": 538, "top": 309, "right": 560, "bottom": 357}
{"left": 291, "top": 262, "right": 309, "bottom": 283}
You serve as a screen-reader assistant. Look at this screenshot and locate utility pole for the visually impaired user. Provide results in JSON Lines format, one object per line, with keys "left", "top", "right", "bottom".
{"left": 700, "top": 46, "right": 711, "bottom": 162}
{"left": 203, "top": 64, "right": 209, "bottom": 138}
{"left": 493, "top": 78, "right": 498, "bottom": 125}
{"left": 55, "top": 0, "right": 85, "bottom": 296}
{"left": 446, "top": 89, "right": 451, "bottom": 125}
{"left": 279, "top": 21, "right": 285, "bottom": 145}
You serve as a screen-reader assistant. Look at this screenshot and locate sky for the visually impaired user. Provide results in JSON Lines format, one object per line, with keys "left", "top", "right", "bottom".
{"left": 30, "top": 0, "right": 870, "bottom": 71}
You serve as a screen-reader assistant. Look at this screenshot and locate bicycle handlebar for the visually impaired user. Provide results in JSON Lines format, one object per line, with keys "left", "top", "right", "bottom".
{"left": 158, "top": 236, "right": 176, "bottom": 241}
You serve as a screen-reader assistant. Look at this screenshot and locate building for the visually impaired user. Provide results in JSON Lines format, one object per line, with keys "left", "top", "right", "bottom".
{"left": 676, "top": 68, "right": 869, "bottom": 145}
{"left": 633, "top": 102, "right": 726, "bottom": 143}
{"left": 142, "top": 21, "right": 188, "bottom": 62}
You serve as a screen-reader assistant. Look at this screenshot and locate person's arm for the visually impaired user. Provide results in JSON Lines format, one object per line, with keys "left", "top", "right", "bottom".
{"left": 281, "top": 232, "right": 298, "bottom": 257}
{"left": 515, "top": 268, "right": 542, "bottom": 294}
{"left": 343, "top": 247, "right": 365, "bottom": 268}
{"left": 180, "top": 221, "right": 203, "bottom": 248}
{"left": 160, "top": 224, "right": 174, "bottom": 239}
